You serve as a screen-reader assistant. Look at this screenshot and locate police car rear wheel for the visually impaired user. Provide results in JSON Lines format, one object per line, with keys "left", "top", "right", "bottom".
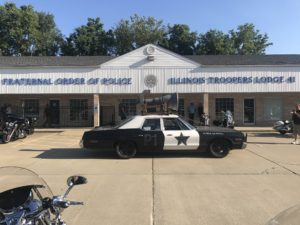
{"left": 209, "top": 140, "right": 230, "bottom": 158}
{"left": 115, "top": 141, "right": 137, "bottom": 159}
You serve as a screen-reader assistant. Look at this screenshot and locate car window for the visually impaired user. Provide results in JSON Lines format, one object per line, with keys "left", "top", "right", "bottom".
{"left": 114, "top": 117, "right": 134, "bottom": 129}
{"left": 142, "top": 119, "right": 161, "bottom": 131}
{"left": 163, "top": 118, "right": 189, "bottom": 130}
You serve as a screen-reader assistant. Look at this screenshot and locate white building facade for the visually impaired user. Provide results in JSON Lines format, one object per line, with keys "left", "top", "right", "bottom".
{"left": 0, "top": 44, "right": 299, "bottom": 127}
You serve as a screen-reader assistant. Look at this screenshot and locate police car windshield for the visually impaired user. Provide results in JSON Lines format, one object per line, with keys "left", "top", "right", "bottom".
{"left": 178, "top": 117, "right": 195, "bottom": 130}
{"left": 114, "top": 117, "right": 135, "bottom": 129}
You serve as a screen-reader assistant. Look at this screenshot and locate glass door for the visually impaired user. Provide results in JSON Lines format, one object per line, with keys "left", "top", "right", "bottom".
{"left": 244, "top": 99, "right": 255, "bottom": 125}
{"left": 49, "top": 100, "right": 60, "bottom": 125}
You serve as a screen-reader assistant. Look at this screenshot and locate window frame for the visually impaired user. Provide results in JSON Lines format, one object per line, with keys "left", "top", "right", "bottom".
{"left": 69, "top": 99, "right": 89, "bottom": 121}
{"left": 162, "top": 117, "right": 190, "bottom": 131}
{"left": 23, "top": 99, "right": 40, "bottom": 117}
{"left": 215, "top": 98, "right": 234, "bottom": 120}
{"left": 142, "top": 118, "right": 162, "bottom": 131}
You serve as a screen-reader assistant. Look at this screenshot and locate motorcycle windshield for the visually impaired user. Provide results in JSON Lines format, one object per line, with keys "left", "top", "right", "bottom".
{"left": 0, "top": 166, "right": 53, "bottom": 201}
{"left": 265, "top": 204, "right": 300, "bottom": 225}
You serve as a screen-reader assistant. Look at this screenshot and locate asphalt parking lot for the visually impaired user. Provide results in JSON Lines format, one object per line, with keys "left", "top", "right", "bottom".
{"left": 0, "top": 129, "right": 299, "bottom": 225}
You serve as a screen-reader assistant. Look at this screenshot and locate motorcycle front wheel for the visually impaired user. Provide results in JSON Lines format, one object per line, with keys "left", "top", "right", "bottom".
{"left": 2, "top": 134, "right": 11, "bottom": 143}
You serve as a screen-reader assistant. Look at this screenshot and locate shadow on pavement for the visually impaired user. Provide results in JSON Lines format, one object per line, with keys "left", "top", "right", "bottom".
{"left": 247, "top": 141, "right": 292, "bottom": 145}
{"left": 250, "top": 132, "right": 292, "bottom": 138}
{"left": 19, "top": 148, "right": 212, "bottom": 159}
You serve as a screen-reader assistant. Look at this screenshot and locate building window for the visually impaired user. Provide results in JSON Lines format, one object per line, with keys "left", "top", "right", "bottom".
{"left": 24, "top": 99, "right": 39, "bottom": 117}
{"left": 215, "top": 98, "right": 234, "bottom": 119}
{"left": 121, "top": 99, "right": 137, "bottom": 116}
{"left": 70, "top": 99, "right": 88, "bottom": 121}
{"left": 178, "top": 98, "right": 185, "bottom": 116}
{"left": 264, "top": 97, "right": 282, "bottom": 120}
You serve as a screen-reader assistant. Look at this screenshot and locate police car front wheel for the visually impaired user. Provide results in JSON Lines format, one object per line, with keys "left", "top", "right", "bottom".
{"left": 115, "top": 141, "right": 137, "bottom": 159}
{"left": 209, "top": 140, "right": 230, "bottom": 158}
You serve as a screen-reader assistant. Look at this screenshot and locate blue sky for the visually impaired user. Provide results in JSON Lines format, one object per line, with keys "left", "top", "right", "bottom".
{"left": 2, "top": 0, "right": 300, "bottom": 54}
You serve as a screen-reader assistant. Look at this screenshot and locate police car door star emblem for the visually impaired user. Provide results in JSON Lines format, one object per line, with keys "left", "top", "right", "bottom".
{"left": 175, "top": 132, "right": 189, "bottom": 145}
{"left": 144, "top": 74, "right": 157, "bottom": 88}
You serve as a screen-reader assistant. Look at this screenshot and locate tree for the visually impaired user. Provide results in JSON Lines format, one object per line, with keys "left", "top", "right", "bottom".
{"left": 61, "top": 17, "right": 112, "bottom": 56}
{"left": 113, "top": 14, "right": 167, "bottom": 55}
{"left": 197, "top": 24, "right": 272, "bottom": 55}
{"left": 197, "top": 29, "right": 234, "bottom": 55}
{"left": 0, "top": 3, "right": 62, "bottom": 56}
{"left": 230, "top": 23, "right": 272, "bottom": 55}
{"left": 34, "top": 12, "right": 63, "bottom": 56}
{"left": 0, "top": 3, "right": 37, "bottom": 56}
{"left": 167, "top": 24, "right": 198, "bottom": 55}
{"left": 113, "top": 19, "right": 133, "bottom": 55}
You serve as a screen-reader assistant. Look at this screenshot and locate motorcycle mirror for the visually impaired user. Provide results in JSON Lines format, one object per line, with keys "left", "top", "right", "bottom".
{"left": 67, "top": 176, "right": 87, "bottom": 187}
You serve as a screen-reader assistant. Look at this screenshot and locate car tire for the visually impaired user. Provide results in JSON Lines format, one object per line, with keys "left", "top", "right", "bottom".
{"left": 209, "top": 139, "right": 230, "bottom": 158}
{"left": 115, "top": 141, "right": 137, "bottom": 159}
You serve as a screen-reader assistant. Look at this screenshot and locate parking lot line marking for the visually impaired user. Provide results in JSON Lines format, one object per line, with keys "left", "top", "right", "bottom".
{"left": 246, "top": 149, "right": 299, "bottom": 176}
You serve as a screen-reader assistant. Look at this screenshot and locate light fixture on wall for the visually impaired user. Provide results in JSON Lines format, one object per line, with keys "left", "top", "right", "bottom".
{"left": 147, "top": 55, "right": 155, "bottom": 61}
{"left": 146, "top": 46, "right": 155, "bottom": 61}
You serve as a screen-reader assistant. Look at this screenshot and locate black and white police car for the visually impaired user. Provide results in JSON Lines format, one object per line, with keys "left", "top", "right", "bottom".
{"left": 81, "top": 114, "right": 247, "bottom": 159}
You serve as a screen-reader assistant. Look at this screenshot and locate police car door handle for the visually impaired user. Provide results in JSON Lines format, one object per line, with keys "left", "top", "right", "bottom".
{"left": 138, "top": 134, "right": 144, "bottom": 137}
{"left": 167, "top": 134, "right": 173, "bottom": 136}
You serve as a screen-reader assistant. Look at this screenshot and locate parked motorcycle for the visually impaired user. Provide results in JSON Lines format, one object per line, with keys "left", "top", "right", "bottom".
{"left": 273, "top": 120, "right": 293, "bottom": 135}
{"left": 1, "top": 120, "right": 19, "bottom": 143}
{"left": 25, "top": 116, "right": 37, "bottom": 135}
{"left": 212, "top": 119, "right": 235, "bottom": 129}
{"left": 6, "top": 115, "right": 29, "bottom": 137}
{"left": 0, "top": 166, "right": 87, "bottom": 225}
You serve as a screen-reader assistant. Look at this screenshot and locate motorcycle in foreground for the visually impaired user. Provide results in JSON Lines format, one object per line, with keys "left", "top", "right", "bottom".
{"left": 273, "top": 120, "right": 293, "bottom": 135}
{"left": 0, "top": 166, "right": 87, "bottom": 225}
{"left": 265, "top": 204, "right": 300, "bottom": 225}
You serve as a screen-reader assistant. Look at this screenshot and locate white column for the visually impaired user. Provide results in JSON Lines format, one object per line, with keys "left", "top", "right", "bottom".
{"left": 93, "top": 94, "right": 100, "bottom": 127}
{"left": 203, "top": 93, "right": 210, "bottom": 125}
{"left": 203, "top": 93, "right": 209, "bottom": 115}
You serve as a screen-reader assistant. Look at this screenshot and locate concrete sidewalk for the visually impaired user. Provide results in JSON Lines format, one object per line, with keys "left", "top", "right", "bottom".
{"left": 235, "top": 126, "right": 274, "bottom": 132}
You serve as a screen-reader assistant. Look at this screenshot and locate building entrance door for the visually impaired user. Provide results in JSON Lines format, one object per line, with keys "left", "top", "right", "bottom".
{"left": 49, "top": 100, "right": 60, "bottom": 125}
{"left": 100, "top": 106, "right": 115, "bottom": 126}
{"left": 244, "top": 99, "right": 255, "bottom": 125}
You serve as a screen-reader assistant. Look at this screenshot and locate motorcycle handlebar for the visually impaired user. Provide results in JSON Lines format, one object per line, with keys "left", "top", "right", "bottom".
{"left": 52, "top": 198, "right": 84, "bottom": 209}
{"left": 68, "top": 201, "right": 84, "bottom": 206}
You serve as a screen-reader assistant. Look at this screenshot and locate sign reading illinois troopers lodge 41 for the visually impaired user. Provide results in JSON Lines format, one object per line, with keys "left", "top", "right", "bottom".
{"left": 168, "top": 76, "right": 296, "bottom": 84}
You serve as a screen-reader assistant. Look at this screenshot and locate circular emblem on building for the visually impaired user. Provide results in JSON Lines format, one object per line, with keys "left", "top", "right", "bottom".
{"left": 146, "top": 46, "right": 155, "bottom": 55}
{"left": 144, "top": 74, "right": 157, "bottom": 88}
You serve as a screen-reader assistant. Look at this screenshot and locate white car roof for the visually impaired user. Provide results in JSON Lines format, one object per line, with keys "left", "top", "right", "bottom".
{"left": 118, "top": 114, "right": 179, "bottom": 129}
